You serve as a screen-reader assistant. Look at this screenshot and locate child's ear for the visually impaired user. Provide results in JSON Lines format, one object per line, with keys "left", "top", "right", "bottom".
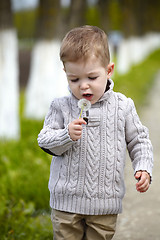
{"left": 107, "top": 63, "right": 114, "bottom": 79}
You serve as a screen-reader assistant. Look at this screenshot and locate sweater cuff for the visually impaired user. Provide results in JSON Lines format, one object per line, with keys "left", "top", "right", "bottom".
{"left": 38, "top": 127, "right": 74, "bottom": 156}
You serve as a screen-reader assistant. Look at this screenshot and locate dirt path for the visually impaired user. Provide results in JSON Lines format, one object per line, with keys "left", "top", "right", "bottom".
{"left": 113, "top": 71, "right": 160, "bottom": 240}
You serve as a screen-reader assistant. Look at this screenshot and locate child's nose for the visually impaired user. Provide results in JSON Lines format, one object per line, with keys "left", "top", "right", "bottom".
{"left": 80, "top": 80, "right": 89, "bottom": 90}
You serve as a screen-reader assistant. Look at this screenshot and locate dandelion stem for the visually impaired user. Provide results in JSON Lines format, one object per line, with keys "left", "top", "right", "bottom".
{"left": 79, "top": 106, "right": 84, "bottom": 118}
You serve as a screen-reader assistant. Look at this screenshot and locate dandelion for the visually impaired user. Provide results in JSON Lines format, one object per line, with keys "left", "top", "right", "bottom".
{"left": 78, "top": 99, "right": 91, "bottom": 118}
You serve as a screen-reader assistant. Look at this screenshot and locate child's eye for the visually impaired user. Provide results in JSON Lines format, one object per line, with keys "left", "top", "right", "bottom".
{"left": 88, "top": 76, "right": 98, "bottom": 80}
{"left": 70, "top": 78, "right": 79, "bottom": 82}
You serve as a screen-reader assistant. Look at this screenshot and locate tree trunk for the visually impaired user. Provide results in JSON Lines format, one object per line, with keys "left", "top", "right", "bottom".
{"left": 67, "top": 0, "right": 87, "bottom": 29}
{"left": 0, "top": 0, "right": 13, "bottom": 29}
{"left": 35, "top": 0, "right": 62, "bottom": 39}
{"left": 98, "top": 0, "right": 110, "bottom": 33}
{"left": 0, "top": 0, "right": 19, "bottom": 139}
{"left": 120, "top": 0, "right": 145, "bottom": 37}
{"left": 25, "top": 0, "right": 69, "bottom": 119}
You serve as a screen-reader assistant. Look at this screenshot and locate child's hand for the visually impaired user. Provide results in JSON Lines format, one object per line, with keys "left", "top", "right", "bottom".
{"left": 68, "top": 118, "right": 86, "bottom": 141}
{"left": 135, "top": 171, "right": 150, "bottom": 193}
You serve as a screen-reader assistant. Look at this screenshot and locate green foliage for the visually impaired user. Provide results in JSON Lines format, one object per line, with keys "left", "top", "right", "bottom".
{"left": 114, "top": 49, "right": 160, "bottom": 108}
{"left": 13, "top": 9, "right": 38, "bottom": 39}
{"left": 109, "top": 1, "right": 122, "bottom": 30}
{"left": 12, "top": 2, "right": 160, "bottom": 40}
{"left": 86, "top": 7, "right": 100, "bottom": 27}
{"left": 0, "top": 96, "right": 53, "bottom": 238}
{"left": 0, "top": 198, "right": 52, "bottom": 240}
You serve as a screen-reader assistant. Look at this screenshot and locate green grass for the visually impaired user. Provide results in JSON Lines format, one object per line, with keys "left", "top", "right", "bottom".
{"left": 0, "top": 48, "right": 160, "bottom": 239}
{"left": 113, "top": 48, "right": 160, "bottom": 108}
{"left": 0, "top": 105, "right": 53, "bottom": 239}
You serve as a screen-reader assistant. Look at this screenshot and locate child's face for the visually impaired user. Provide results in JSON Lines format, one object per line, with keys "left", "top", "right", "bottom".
{"left": 64, "top": 56, "right": 113, "bottom": 104}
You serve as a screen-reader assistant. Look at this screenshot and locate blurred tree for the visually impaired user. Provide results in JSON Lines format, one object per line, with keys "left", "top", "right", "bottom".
{"left": 120, "top": 0, "right": 146, "bottom": 37}
{"left": 145, "top": 0, "right": 160, "bottom": 32}
{"left": 35, "top": 0, "right": 62, "bottom": 39}
{"left": 0, "top": 0, "right": 13, "bottom": 28}
{"left": 109, "top": 0, "right": 122, "bottom": 31}
{"left": 0, "top": 0, "right": 20, "bottom": 139}
{"left": 67, "top": 0, "right": 87, "bottom": 29}
{"left": 25, "top": 0, "right": 68, "bottom": 119}
{"left": 120, "top": 0, "right": 138, "bottom": 37}
{"left": 98, "top": 0, "right": 110, "bottom": 32}
{"left": 120, "top": 0, "right": 160, "bottom": 37}
{"left": 97, "top": 0, "right": 122, "bottom": 33}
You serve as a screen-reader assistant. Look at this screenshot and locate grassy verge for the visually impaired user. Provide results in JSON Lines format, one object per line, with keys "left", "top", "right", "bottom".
{"left": 0, "top": 49, "right": 160, "bottom": 239}
{"left": 0, "top": 105, "right": 53, "bottom": 239}
{"left": 113, "top": 48, "right": 160, "bottom": 109}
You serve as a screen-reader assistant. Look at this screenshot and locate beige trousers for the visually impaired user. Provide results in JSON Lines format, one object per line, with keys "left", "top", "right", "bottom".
{"left": 51, "top": 209, "right": 117, "bottom": 240}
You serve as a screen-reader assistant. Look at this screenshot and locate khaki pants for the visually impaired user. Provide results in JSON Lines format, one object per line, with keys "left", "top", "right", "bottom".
{"left": 51, "top": 209, "right": 117, "bottom": 240}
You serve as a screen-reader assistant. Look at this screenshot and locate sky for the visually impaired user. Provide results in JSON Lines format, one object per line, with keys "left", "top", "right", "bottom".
{"left": 11, "top": 0, "right": 70, "bottom": 11}
{"left": 11, "top": 0, "right": 97, "bottom": 11}
{"left": 11, "top": 0, "right": 39, "bottom": 11}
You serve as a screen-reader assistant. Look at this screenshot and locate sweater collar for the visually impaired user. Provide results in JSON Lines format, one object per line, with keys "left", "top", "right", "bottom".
{"left": 97, "top": 79, "right": 114, "bottom": 103}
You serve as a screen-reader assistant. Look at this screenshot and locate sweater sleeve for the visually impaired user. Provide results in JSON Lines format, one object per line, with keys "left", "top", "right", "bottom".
{"left": 125, "top": 98, "right": 153, "bottom": 177}
{"left": 37, "top": 99, "right": 74, "bottom": 156}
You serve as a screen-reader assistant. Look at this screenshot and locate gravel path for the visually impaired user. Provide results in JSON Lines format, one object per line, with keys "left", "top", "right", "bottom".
{"left": 113, "top": 71, "right": 160, "bottom": 240}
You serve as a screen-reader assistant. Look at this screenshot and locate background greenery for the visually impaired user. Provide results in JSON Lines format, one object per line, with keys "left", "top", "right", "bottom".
{"left": 13, "top": 1, "right": 160, "bottom": 40}
{"left": 14, "top": 9, "right": 38, "bottom": 39}
{"left": 114, "top": 48, "right": 160, "bottom": 108}
{"left": 0, "top": 48, "right": 160, "bottom": 239}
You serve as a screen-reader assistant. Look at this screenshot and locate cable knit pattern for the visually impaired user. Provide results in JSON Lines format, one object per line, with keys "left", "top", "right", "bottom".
{"left": 37, "top": 79, "right": 153, "bottom": 215}
{"left": 84, "top": 125, "right": 100, "bottom": 199}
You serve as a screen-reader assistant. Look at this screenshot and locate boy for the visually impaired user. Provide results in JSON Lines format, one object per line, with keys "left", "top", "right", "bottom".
{"left": 37, "top": 25, "right": 153, "bottom": 240}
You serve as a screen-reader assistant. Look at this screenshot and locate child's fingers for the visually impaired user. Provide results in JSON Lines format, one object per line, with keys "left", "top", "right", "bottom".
{"left": 76, "top": 118, "right": 87, "bottom": 125}
{"left": 135, "top": 171, "right": 142, "bottom": 180}
{"left": 73, "top": 124, "right": 83, "bottom": 131}
{"left": 136, "top": 172, "right": 150, "bottom": 192}
{"left": 68, "top": 118, "right": 86, "bottom": 141}
{"left": 72, "top": 119, "right": 86, "bottom": 132}
{"left": 136, "top": 181, "right": 149, "bottom": 192}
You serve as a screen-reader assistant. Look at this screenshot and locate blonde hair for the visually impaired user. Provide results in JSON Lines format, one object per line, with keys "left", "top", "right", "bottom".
{"left": 60, "top": 25, "right": 110, "bottom": 67}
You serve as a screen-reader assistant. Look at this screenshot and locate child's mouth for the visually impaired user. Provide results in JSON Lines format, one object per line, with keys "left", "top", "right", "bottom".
{"left": 83, "top": 94, "right": 93, "bottom": 101}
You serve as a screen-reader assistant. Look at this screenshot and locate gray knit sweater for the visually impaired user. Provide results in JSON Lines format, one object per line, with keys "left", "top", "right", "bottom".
{"left": 37, "top": 79, "right": 153, "bottom": 215}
